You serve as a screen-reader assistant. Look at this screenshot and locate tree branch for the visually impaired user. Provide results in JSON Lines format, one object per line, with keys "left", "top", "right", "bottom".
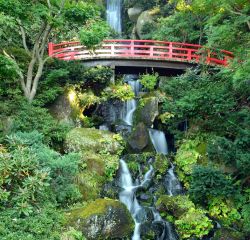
{"left": 16, "top": 19, "right": 30, "bottom": 53}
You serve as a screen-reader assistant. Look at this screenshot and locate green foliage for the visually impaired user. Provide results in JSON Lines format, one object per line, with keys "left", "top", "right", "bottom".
{"left": 5, "top": 131, "right": 82, "bottom": 207}
{"left": 0, "top": 206, "right": 64, "bottom": 240}
{"left": 189, "top": 165, "right": 236, "bottom": 204}
{"left": 208, "top": 197, "right": 241, "bottom": 226}
{"left": 79, "top": 19, "right": 110, "bottom": 49}
{"left": 102, "top": 84, "right": 135, "bottom": 101}
{"left": 153, "top": 12, "right": 206, "bottom": 43}
{"left": 11, "top": 104, "right": 71, "bottom": 145}
{"left": 175, "top": 207, "right": 213, "bottom": 239}
{"left": 174, "top": 137, "right": 208, "bottom": 188}
{"left": 80, "top": 66, "right": 113, "bottom": 92}
{"left": 0, "top": 145, "right": 50, "bottom": 216}
{"left": 64, "top": 1, "right": 100, "bottom": 24}
{"left": 139, "top": 73, "right": 159, "bottom": 91}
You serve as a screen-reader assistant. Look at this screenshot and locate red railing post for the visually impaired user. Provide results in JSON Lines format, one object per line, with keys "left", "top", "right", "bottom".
{"left": 169, "top": 42, "right": 173, "bottom": 59}
{"left": 150, "top": 46, "right": 154, "bottom": 57}
{"left": 111, "top": 44, "right": 115, "bottom": 56}
{"left": 48, "top": 42, "right": 53, "bottom": 57}
{"left": 131, "top": 40, "right": 134, "bottom": 56}
{"left": 187, "top": 49, "right": 192, "bottom": 61}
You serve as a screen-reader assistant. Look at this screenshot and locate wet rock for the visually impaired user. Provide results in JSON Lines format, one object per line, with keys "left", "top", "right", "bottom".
{"left": 156, "top": 195, "right": 194, "bottom": 218}
{"left": 128, "top": 7, "right": 143, "bottom": 22}
{"left": 64, "top": 127, "right": 123, "bottom": 154}
{"left": 135, "top": 97, "right": 159, "bottom": 127}
{"left": 67, "top": 199, "right": 134, "bottom": 239}
{"left": 128, "top": 122, "right": 149, "bottom": 151}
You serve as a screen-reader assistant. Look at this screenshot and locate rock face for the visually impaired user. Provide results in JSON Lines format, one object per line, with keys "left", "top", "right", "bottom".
{"left": 67, "top": 199, "right": 134, "bottom": 239}
{"left": 65, "top": 128, "right": 123, "bottom": 154}
{"left": 49, "top": 94, "right": 74, "bottom": 124}
{"left": 136, "top": 10, "right": 154, "bottom": 39}
{"left": 65, "top": 128, "right": 124, "bottom": 201}
{"left": 128, "top": 122, "right": 149, "bottom": 151}
{"left": 128, "top": 7, "right": 143, "bottom": 22}
{"left": 135, "top": 97, "right": 159, "bottom": 127}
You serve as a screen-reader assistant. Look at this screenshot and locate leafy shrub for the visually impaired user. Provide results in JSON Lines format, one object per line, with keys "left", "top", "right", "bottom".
{"left": 79, "top": 19, "right": 110, "bottom": 49}
{"left": 139, "top": 73, "right": 159, "bottom": 91}
{"left": 102, "top": 84, "right": 135, "bottom": 101}
{"left": 4, "top": 131, "right": 82, "bottom": 207}
{"left": 208, "top": 197, "right": 241, "bottom": 226}
{"left": 174, "top": 137, "right": 207, "bottom": 188}
{"left": 175, "top": 208, "right": 213, "bottom": 239}
{"left": 189, "top": 165, "right": 236, "bottom": 204}
{"left": 0, "top": 206, "right": 63, "bottom": 240}
{"left": 0, "top": 142, "right": 51, "bottom": 216}
{"left": 208, "top": 136, "right": 236, "bottom": 166}
{"left": 81, "top": 66, "right": 113, "bottom": 92}
{"left": 11, "top": 104, "right": 71, "bottom": 145}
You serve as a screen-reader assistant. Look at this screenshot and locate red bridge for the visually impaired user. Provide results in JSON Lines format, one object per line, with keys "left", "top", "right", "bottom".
{"left": 48, "top": 39, "right": 233, "bottom": 69}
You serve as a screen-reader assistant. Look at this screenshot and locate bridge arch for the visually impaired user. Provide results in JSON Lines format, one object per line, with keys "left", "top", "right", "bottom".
{"left": 48, "top": 39, "right": 233, "bottom": 73}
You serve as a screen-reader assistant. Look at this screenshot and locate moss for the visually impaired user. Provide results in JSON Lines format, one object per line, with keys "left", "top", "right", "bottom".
{"left": 67, "top": 199, "right": 134, "bottom": 239}
{"left": 153, "top": 153, "right": 169, "bottom": 178}
{"left": 156, "top": 195, "right": 194, "bottom": 218}
{"left": 75, "top": 172, "right": 104, "bottom": 200}
{"left": 65, "top": 128, "right": 124, "bottom": 155}
{"left": 83, "top": 152, "right": 105, "bottom": 175}
{"left": 68, "top": 199, "right": 122, "bottom": 219}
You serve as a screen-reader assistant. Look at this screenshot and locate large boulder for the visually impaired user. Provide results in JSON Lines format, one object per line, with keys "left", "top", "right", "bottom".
{"left": 49, "top": 94, "right": 74, "bottom": 125}
{"left": 65, "top": 128, "right": 123, "bottom": 154}
{"left": 128, "top": 122, "right": 149, "bottom": 151}
{"left": 135, "top": 97, "right": 159, "bottom": 127}
{"left": 67, "top": 199, "right": 134, "bottom": 239}
{"left": 136, "top": 10, "right": 155, "bottom": 39}
{"left": 128, "top": 7, "right": 143, "bottom": 22}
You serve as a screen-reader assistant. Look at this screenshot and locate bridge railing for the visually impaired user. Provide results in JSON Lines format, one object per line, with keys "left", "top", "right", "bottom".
{"left": 48, "top": 39, "right": 234, "bottom": 66}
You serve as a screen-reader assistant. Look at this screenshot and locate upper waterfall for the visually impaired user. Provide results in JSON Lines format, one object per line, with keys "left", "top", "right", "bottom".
{"left": 106, "top": 0, "right": 122, "bottom": 34}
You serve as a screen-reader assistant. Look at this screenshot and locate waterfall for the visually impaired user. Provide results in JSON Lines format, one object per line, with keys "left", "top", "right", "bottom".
{"left": 106, "top": 0, "right": 122, "bottom": 34}
{"left": 123, "top": 77, "right": 141, "bottom": 126}
{"left": 149, "top": 129, "right": 182, "bottom": 196}
{"left": 119, "top": 159, "right": 144, "bottom": 240}
{"left": 148, "top": 129, "right": 168, "bottom": 155}
{"left": 165, "top": 163, "right": 183, "bottom": 196}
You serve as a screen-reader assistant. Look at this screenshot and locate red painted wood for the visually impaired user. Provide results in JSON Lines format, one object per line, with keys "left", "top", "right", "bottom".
{"left": 48, "top": 39, "right": 234, "bottom": 66}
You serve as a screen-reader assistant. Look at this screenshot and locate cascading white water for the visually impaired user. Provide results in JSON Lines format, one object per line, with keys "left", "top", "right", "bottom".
{"left": 148, "top": 129, "right": 168, "bottom": 155}
{"left": 119, "top": 159, "right": 154, "bottom": 240}
{"left": 165, "top": 163, "right": 182, "bottom": 196}
{"left": 123, "top": 78, "right": 141, "bottom": 126}
{"left": 106, "top": 0, "right": 122, "bottom": 34}
{"left": 149, "top": 129, "right": 182, "bottom": 197}
{"left": 152, "top": 209, "right": 177, "bottom": 240}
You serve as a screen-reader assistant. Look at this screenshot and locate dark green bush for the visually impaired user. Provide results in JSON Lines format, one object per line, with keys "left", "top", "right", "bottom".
{"left": 80, "top": 66, "right": 113, "bottom": 93}
{"left": 11, "top": 104, "right": 71, "bottom": 145}
{"left": 189, "top": 165, "right": 236, "bottom": 204}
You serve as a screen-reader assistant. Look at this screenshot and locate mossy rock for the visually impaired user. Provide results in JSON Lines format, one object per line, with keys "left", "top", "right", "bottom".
{"left": 153, "top": 154, "right": 170, "bottom": 177}
{"left": 134, "top": 97, "right": 159, "bottom": 127}
{"left": 83, "top": 152, "right": 105, "bottom": 176}
{"left": 65, "top": 128, "right": 123, "bottom": 154}
{"left": 156, "top": 195, "right": 195, "bottom": 218}
{"left": 75, "top": 171, "right": 104, "bottom": 201}
{"left": 67, "top": 199, "right": 134, "bottom": 239}
{"left": 213, "top": 228, "right": 245, "bottom": 240}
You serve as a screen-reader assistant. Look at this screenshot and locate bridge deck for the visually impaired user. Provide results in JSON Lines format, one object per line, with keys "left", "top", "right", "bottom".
{"left": 48, "top": 39, "right": 233, "bottom": 67}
